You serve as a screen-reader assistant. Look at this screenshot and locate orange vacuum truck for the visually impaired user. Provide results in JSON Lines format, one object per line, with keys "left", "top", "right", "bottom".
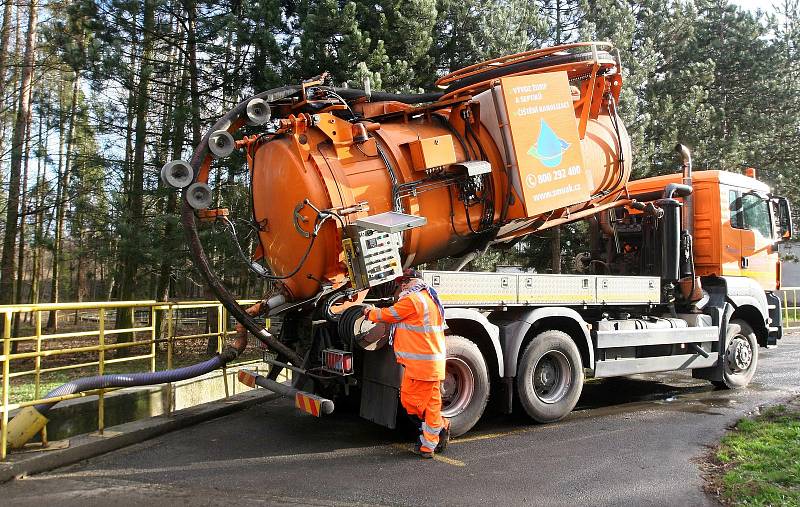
{"left": 8, "top": 42, "right": 793, "bottom": 445}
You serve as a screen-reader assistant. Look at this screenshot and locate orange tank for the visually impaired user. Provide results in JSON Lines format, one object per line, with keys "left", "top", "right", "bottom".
{"left": 244, "top": 43, "right": 632, "bottom": 299}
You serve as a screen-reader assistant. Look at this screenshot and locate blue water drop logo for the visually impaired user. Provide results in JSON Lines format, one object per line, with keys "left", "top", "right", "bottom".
{"left": 528, "top": 119, "right": 570, "bottom": 168}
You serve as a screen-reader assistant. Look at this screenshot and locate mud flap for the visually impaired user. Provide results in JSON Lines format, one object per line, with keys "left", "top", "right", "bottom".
{"left": 359, "top": 345, "right": 402, "bottom": 429}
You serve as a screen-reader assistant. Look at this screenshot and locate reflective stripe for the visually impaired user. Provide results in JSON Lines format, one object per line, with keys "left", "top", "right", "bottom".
{"left": 418, "top": 293, "right": 431, "bottom": 328}
{"left": 389, "top": 307, "right": 401, "bottom": 320}
{"left": 395, "top": 351, "right": 446, "bottom": 361}
{"left": 422, "top": 422, "right": 441, "bottom": 435}
{"left": 419, "top": 434, "right": 437, "bottom": 450}
{"left": 396, "top": 322, "right": 445, "bottom": 333}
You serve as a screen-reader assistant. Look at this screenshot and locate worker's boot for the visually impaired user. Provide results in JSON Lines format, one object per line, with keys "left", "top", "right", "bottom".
{"left": 435, "top": 419, "right": 450, "bottom": 453}
{"left": 413, "top": 442, "right": 433, "bottom": 459}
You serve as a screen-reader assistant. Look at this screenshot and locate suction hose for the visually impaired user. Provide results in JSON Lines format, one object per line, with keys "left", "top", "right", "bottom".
{"left": 34, "top": 355, "right": 228, "bottom": 415}
{"left": 6, "top": 302, "right": 255, "bottom": 450}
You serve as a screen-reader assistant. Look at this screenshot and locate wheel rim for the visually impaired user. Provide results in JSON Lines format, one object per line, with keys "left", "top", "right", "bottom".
{"left": 441, "top": 357, "right": 474, "bottom": 418}
{"left": 726, "top": 335, "right": 753, "bottom": 373}
{"left": 532, "top": 350, "right": 572, "bottom": 404}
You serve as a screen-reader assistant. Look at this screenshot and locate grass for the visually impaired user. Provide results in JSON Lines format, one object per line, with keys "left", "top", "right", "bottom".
{"left": 708, "top": 404, "right": 800, "bottom": 506}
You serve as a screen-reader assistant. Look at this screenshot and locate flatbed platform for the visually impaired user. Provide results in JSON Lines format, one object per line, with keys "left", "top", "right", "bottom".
{"left": 422, "top": 270, "right": 661, "bottom": 306}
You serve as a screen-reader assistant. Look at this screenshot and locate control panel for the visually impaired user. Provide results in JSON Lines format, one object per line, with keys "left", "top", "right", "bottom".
{"left": 343, "top": 226, "right": 403, "bottom": 290}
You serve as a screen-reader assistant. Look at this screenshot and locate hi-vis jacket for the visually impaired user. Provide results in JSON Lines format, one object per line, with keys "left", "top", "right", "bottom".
{"left": 367, "top": 289, "right": 446, "bottom": 381}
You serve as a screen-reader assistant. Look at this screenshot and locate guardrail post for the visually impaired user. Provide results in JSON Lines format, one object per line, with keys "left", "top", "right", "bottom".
{"left": 218, "top": 304, "right": 229, "bottom": 397}
{"left": 35, "top": 310, "right": 47, "bottom": 446}
{"left": 98, "top": 308, "right": 106, "bottom": 435}
{"left": 784, "top": 290, "right": 789, "bottom": 327}
{"left": 150, "top": 305, "right": 157, "bottom": 373}
{"left": 167, "top": 303, "right": 174, "bottom": 413}
{"left": 2, "top": 311, "right": 12, "bottom": 460}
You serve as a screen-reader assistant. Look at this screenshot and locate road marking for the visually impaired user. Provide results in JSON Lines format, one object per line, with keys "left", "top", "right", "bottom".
{"left": 453, "top": 426, "right": 535, "bottom": 444}
{"left": 32, "top": 445, "right": 399, "bottom": 479}
{"left": 390, "top": 443, "right": 465, "bottom": 467}
{"left": 433, "top": 454, "right": 465, "bottom": 467}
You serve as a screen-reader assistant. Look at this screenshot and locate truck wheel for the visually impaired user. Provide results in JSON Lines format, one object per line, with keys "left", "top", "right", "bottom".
{"left": 441, "top": 335, "right": 490, "bottom": 437}
{"left": 517, "top": 330, "right": 583, "bottom": 423}
{"left": 712, "top": 319, "right": 758, "bottom": 389}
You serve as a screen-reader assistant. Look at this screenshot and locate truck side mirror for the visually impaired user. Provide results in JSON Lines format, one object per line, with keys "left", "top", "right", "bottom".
{"left": 776, "top": 196, "right": 792, "bottom": 241}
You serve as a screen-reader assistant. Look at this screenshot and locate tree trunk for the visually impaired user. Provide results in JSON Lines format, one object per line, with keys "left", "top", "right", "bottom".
{"left": 186, "top": 0, "right": 201, "bottom": 146}
{"left": 0, "top": 0, "right": 37, "bottom": 351}
{"left": 73, "top": 226, "right": 83, "bottom": 324}
{"left": 551, "top": 226, "right": 561, "bottom": 274}
{"left": 153, "top": 28, "right": 184, "bottom": 347}
{"left": 116, "top": 0, "right": 156, "bottom": 348}
{"left": 1, "top": 0, "right": 37, "bottom": 302}
{"left": 12, "top": 87, "right": 33, "bottom": 337}
{"left": 0, "top": 0, "right": 15, "bottom": 181}
{"left": 30, "top": 110, "right": 46, "bottom": 308}
{"left": 47, "top": 71, "right": 79, "bottom": 330}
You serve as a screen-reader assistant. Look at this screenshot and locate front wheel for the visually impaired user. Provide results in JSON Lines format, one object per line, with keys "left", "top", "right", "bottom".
{"left": 441, "top": 335, "right": 490, "bottom": 437}
{"left": 712, "top": 319, "right": 758, "bottom": 389}
{"left": 516, "top": 330, "right": 584, "bottom": 423}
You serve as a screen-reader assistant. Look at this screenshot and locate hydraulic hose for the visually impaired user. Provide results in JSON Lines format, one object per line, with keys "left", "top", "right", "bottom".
{"left": 442, "top": 50, "right": 616, "bottom": 96}
{"left": 332, "top": 88, "right": 443, "bottom": 104}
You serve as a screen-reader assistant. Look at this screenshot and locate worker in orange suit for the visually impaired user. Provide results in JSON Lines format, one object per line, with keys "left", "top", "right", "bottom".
{"left": 363, "top": 268, "right": 449, "bottom": 458}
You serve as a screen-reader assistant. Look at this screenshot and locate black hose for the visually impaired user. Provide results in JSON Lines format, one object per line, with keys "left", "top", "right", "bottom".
{"left": 443, "top": 51, "right": 616, "bottom": 95}
{"left": 35, "top": 355, "right": 228, "bottom": 415}
{"left": 332, "top": 88, "right": 443, "bottom": 104}
{"left": 182, "top": 85, "right": 303, "bottom": 365}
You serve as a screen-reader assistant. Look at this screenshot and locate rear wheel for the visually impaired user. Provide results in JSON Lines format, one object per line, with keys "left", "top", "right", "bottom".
{"left": 441, "top": 335, "right": 490, "bottom": 437}
{"left": 516, "top": 330, "right": 583, "bottom": 423}
{"left": 712, "top": 319, "right": 758, "bottom": 389}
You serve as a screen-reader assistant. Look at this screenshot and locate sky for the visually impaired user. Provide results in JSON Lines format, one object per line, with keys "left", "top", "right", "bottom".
{"left": 731, "top": 0, "right": 777, "bottom": 13}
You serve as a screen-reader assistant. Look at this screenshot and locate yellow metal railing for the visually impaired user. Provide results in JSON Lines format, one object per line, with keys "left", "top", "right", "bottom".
{"left": 781, "top": 287, "right": 800, "bottom": 330}
{"left": 0, "top": 299, "right": 261, "bottom": 460}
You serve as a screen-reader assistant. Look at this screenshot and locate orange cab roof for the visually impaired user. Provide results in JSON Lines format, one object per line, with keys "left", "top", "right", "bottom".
{"left": 626, "top": 170, "right": 771, "bottom": 195}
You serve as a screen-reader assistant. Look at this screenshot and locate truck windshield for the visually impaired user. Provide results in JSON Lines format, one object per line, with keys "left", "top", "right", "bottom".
{"left": 741, "top": 193, "right": 772, "bottom": 239}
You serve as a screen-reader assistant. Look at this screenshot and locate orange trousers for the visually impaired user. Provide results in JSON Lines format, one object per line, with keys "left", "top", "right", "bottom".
{"left": 400, "top": 374, "right": 449, "bottom": 452}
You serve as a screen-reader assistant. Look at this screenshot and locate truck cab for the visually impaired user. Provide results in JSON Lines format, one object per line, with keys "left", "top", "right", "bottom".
{"left": 626, "top": 170, "right": 791, "bottom": 292}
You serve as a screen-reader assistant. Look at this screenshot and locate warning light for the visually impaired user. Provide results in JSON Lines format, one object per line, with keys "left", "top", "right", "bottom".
{"left": 322, "top": 349, "right": 353, "bottom": 375}
{"left": 237, "top": 370, "right": 257, "bottom": 388}
{"left": 745, "top": 167, "right": 757, "bottom": 179}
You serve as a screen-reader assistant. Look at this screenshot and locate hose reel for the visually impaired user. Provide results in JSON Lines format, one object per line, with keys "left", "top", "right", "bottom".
{"left": 338, "top": 305, "right": 390, "bottom": 351}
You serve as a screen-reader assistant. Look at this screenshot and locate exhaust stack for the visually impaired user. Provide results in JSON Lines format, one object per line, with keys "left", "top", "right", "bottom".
{"left": 675, "top": 144, "right": 693, "bottom": 235}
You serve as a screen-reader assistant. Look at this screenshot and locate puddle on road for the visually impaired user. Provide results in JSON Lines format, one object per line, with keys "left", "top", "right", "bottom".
{"left": 575, "top": 375, "right": 716, "bottom": 412}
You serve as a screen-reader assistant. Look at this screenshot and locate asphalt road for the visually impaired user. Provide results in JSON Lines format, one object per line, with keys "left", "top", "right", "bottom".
{"left": 4, "top": 333, "right": 800, "bottom": 507}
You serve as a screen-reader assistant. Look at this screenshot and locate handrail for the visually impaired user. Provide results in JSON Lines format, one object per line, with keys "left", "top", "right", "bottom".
{"left": 781, "top": 287, "right": 800, "bottom": 330}
{"left": 0, "top": 299, "right": 262, "bottom": 460}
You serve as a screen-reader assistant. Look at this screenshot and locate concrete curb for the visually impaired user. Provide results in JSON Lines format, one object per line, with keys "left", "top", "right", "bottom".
{"left": 0, "top": 389, "right": 280, "bottom": 483}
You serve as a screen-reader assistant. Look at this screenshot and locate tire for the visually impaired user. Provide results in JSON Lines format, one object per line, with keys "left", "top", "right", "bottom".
{"left": 712, "top": 319, "right": 758, "bottom": 389}
{"left": 441, "top": 335, "right": 490, "bottom": 437}
{"left": 516, "top": 330, "right": 584, "bottom": 423}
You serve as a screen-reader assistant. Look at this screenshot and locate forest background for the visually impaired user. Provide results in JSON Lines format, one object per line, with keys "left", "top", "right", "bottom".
{"left": 1, "top": 0, "right": 799, "bottom": 318}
